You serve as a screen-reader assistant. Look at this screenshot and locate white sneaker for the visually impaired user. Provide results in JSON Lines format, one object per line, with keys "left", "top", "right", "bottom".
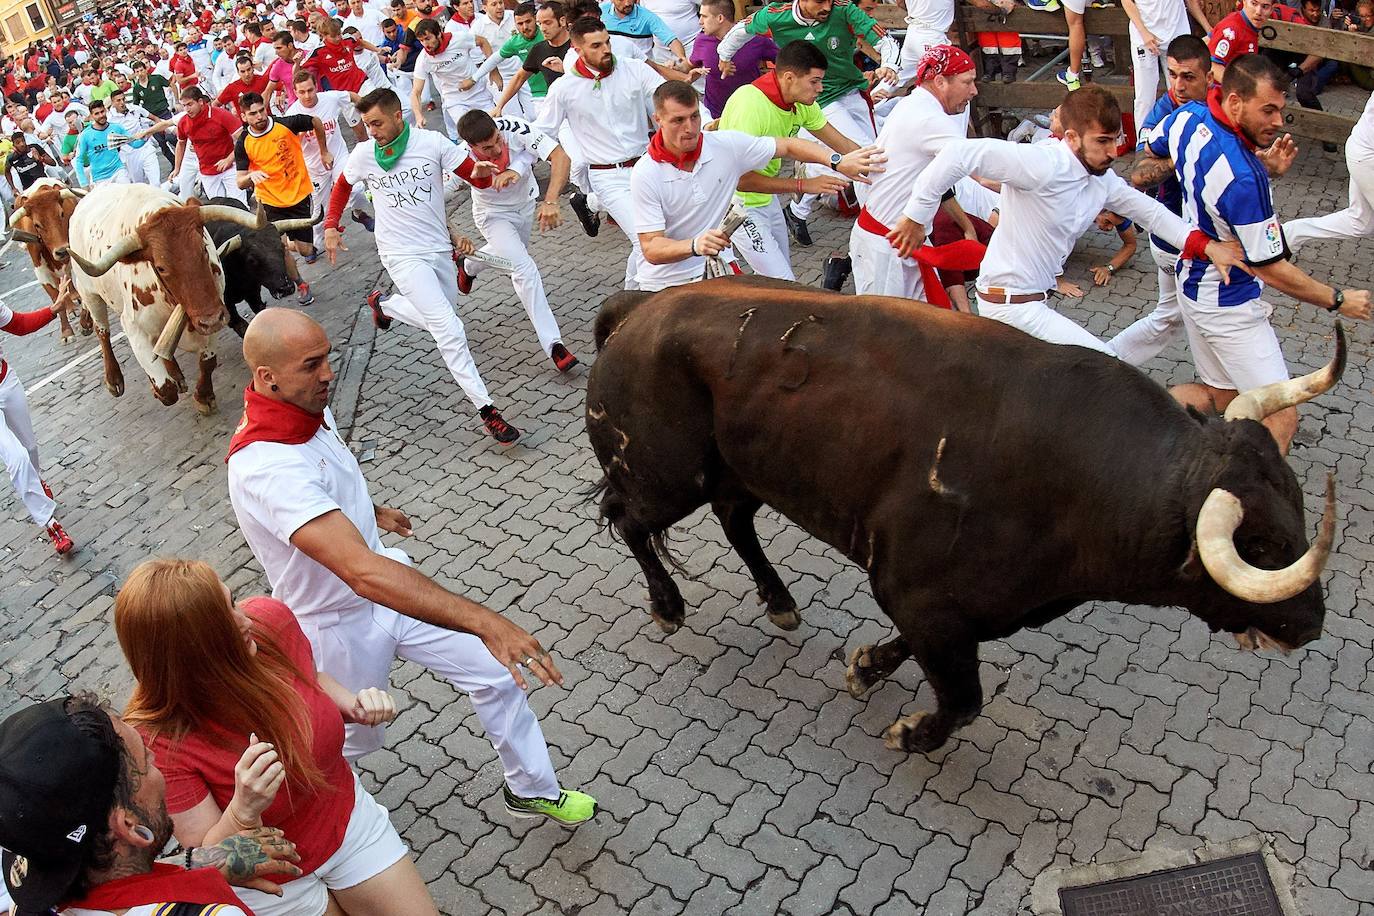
{"left": 1089, "top": 46, "right": 1107, "bottom": 68}
{"left": 1007, "top": 118, "right": 1039, "bottom": 143}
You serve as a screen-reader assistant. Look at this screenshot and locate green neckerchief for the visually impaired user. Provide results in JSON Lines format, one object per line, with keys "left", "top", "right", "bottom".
{"left": 375, "top": 123, "right": 411, "bottom": 171}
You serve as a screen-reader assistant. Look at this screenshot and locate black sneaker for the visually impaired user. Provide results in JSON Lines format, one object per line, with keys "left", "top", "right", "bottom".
{"left": 366, "top": 290, "right": 391, "bottom": 330}
{"left": 570, "top": 192, "right": 600, "bottom": 238}
{"left": 550, "top": 342, "right": 578, "bottom": 372}
{"left": 822, "top": 255, "right": 852, "bottom": 292}
{"left": 480, "top": 405, "right": 521, "bottom": 445}
{"left": 783, "top": 203, "right": 812, "bottom": 247}
{"left": 1323, "top": 141, "right": 1338, "bottom": 153}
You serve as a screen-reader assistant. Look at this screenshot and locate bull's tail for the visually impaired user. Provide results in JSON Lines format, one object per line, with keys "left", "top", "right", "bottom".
{"left": 594, "top": 289, "right": 655, "bottom": 351}
{"left": 585, "top": 474, "right": 691, "bottom": 578}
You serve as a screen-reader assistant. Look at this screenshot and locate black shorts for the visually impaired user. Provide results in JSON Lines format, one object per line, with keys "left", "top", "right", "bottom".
{"left": 263, "top": 196, "right": 315, "bottom": 245}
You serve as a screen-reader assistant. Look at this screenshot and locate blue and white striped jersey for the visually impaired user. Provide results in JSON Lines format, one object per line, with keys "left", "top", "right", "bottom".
{"left": 1145, "top": 97, "right": 1285, "bottom": 307}
{"left": 1137, "top": 89, "right": 1184, "bottom": 255}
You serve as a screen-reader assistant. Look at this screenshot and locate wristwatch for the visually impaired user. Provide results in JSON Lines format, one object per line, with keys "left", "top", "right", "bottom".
{"left": 1106, "top": 264, "right": 1116, "bottom": 274}
{"left": 1329, "top": 289, "right": 1344, "bottom": 312}
{"left": 829, "top": 152, "right": 843, "bottom": 170}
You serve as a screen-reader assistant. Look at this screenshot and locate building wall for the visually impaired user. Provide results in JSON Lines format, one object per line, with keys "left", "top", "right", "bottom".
{"left": 0, "top": 0, "right": 55, "bottom": 57}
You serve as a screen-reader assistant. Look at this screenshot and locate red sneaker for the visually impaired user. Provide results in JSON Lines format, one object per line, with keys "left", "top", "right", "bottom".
{"left": 366, "top": 290, "right": 392, "bottom": 330}
{"left": 46, "top": 520, "right": 73, "bottom": 555}
{"left": 40, "top": 479, "right": 53, "bottom": 500}
{"left": 456, "top": 255, "right": 473, "bottom": 295}
{"left": 480, "top": 405, "right": 521, "bottom": 445}
{"left": 550, "top": 342, "right": 579, "bottom": 373}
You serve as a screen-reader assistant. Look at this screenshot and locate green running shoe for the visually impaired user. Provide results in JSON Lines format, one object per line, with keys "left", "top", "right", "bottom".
{"left": 503, "top": 784, "right": 598, "bottom": 827}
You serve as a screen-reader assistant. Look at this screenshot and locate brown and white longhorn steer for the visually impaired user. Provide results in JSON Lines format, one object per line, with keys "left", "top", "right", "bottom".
{"left": 7, "top": 178, "right": 88, "bottom": 343}
{"left": 64, "top": 183, "right": 266, "bottom": 413}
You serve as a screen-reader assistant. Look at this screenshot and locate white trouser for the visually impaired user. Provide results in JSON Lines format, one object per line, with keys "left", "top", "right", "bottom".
{"left": 468, "top": 201, "right": 563, "bottom": 355}
{"left": 0, "top": 368, "right": 55, "bottom": 527}
{"left": 300, "top": 598, "right": 559, "bottom": 799}
{"left": 733, "top": 197, "right": 794, "bottom": 280}
{"left": 120, "top": 142, "right": 161, "bottom": 184}
{"left": 974, "top": 289, "right": 1114, "bottom": 354}
{"left": 850, "top": 220, "right": 924, "bottom": 299}
{"left": 199, "top": 167, "right": 248, "bottom": 203}
{"left": 503, "top": 83, "right": 536, "bottom": 120}
{"left": 311, "top": 164, "right": 367, "bottom": 252}
{"left": 379, "top": 250, "right": 493, "bottom": 409}
{"left": 897, "top": 26, "right": 950, "bottom": 86}
{"left": 1284, "top": 143, "right": 1374, "bottom": 251}
{"left": 558, "top": 124, "right": 592, "bottom": 197}
{"left": 795, "top": 92, "right": 876, "bottom": 220}
{"left": 391, "top": 70, "right": 416, "bottom": 123}
{"left": 585, "top": 166, "right": 643, "bottom": 290}
{"left": 1178, "top": 294, "right": 1288, "bottom": 391}
{"left": 1108, "top": 240, "right": 1183, "bottom": 366}
{"left": 1130, "top": 22, "right": 1192, "bottom": 135}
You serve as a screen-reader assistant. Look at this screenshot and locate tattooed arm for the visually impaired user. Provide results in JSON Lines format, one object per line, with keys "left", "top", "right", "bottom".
{"left": 1130, "top": 151, "right": 1176, "bottom": 190}
{"left": 169, "top": 826, "right": 302, "bottom": 896}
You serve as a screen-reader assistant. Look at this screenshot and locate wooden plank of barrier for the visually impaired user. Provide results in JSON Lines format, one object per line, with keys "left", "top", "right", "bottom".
{"left": 1280, "top": 105, "right": 1361, "bottom": 145}
{"left": 1258, "top": 18, "right": 1374, "bottom": 66}
{"left": 956, "top": 4, "right": 1132, "bottom": 36}
{"left": 972, "top": 79, "right": 1132, "bottom": 109}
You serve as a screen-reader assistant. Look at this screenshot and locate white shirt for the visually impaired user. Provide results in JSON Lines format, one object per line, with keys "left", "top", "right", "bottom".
{"left": 906, "top": 137, "right": 1192, "bottom": 296}
{"left": 108, "top": 103, "right": 155, "bottom": 148}
{"left": 0, "top": 302, "right": 14, "bottom": 362}
{"left": 355, "top": 46, "right": 390, "bottom": 86}
{"left": 1350, "top": 89, "right": 1374, "bottom": 155}
{"left": 466, "top": 116, "right": 560, "bottom": 212}
{"left": 41, "top": 103, "right": 88, "bottom": 140}
{"left": 535, "top": 57, "right": 663, "bottom": 165}
{"left": 630, "top": 129, "right": 776, "bottom": 290}
{"left": 1130, "top": 0, "right": 1191, "bottom": 45}
{"left": 288, "top": 90, "right": 352, "bottom": 174}
{"left": 211, "top": 51, "right": 239, "bottom": 93}
{"left": 642, "top": 0, "right": 700, "bottom": 48}
{"left": 343, "top": 5, "right": 386, "bottom": 44}
{"left": 472, "top": 9, "right": 518, "bottom": 79}
{"left": 153, "top": 57, "right": 174, "bottom": 81}
{"left": 252, "top": 39, "right": 278, "bottom": 72}
{"left": 413, "top": 29, "right": 494, "bottom": 110}
{"left": 228, "top": 410, "right": 381, "bottom": 625}
{"left": 904, "top": 0, "right": 954, "bottom": 33}
{"left": 861, "top": 86, "right": 963, "bottom": 229}
{"left": 342, "top": 127, "right": 465, "bottom": 256}
{"left": 297, "top": 33, "right": 323, "bottom": 54}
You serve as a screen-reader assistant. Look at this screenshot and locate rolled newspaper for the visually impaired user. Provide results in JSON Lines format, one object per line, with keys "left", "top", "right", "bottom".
{"left": 702, "top": 201, "right": 750, "bottom": 280}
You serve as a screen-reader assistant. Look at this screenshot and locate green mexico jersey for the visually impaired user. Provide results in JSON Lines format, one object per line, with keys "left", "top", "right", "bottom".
{"left": 501, "top": 32, "right": 548, "bottom": 97}
{"left": 743, "top": 1, "right": 883, "bottom": 107}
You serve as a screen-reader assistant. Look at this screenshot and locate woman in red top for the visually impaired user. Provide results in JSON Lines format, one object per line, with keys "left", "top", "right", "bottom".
{"left": 114, "top": 558, "right": 442, "bottom": 916}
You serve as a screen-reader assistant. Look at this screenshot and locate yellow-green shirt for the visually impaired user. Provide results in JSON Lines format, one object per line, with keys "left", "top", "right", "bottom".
{"left": 718, "top": 78, "right": 826, "bottom": 209}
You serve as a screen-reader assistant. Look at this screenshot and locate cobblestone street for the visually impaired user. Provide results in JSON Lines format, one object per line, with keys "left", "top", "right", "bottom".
{"left": 3, "top": 116, "right": 1374, "bottom": 914}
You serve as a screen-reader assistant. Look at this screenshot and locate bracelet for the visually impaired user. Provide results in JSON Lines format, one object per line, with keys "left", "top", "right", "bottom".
{"left": 184, "top": 846, "right": 196, "bottom": 870}
{"left": 796, "top": 178, "right": 803, "bottom": 195}
{"left": 226, "top": 806, "right": 256, "bottom": 831}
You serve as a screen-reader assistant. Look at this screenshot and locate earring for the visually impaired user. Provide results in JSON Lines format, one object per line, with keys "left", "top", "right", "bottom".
{"left": 133, "top": 825, "right": 155, "bottom": 842}
{"left": 270, "top": 384, "right": 279, "bottom": 391}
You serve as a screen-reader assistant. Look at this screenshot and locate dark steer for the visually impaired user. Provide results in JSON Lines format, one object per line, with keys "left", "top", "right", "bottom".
{"left": 202, "top": 196, "right": 315, "bottom": 337}
{"left": 586, "top": 277, "right": 1340, "bottom": 755}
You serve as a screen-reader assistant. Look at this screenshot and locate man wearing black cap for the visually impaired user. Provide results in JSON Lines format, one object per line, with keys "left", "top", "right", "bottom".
{"left": 0, "top": 694, "right": 300, "bottom": 915}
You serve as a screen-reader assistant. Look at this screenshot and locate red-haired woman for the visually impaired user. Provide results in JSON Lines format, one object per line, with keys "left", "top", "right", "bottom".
{"left": 114, "top": 557, "right": 441, "bottom": 916}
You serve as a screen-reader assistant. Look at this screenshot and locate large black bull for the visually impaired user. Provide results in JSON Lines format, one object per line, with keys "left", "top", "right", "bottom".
{"left": 586, "top": 277, "right": 1340, "bottom": 755}
{"left": 202, "top": 197, "right": 315, "bottom": 336}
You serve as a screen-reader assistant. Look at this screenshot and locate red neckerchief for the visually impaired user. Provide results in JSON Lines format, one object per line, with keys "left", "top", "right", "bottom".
{"left": 424, "top": 30, "right": 453, "bottom": 55}
{"left": 752, "top": 71, "right": 792, "bottom": 111}
{"left": 647, "top": 128, "right": 703, "bottom": 170}
{"left": 64, "top": 865, "right": 248, "bottom": 913}
{"left": 225, "top": 384, "right": 327, "bottom": 461}
{"left": 1206, "top": 85, "right": 1256, "bottom": 150}
{"left": 573, "top": 54, "right": 613, "bottom": 81}
{"left": 450, "top": 8, "right": 472, "bottom": 24}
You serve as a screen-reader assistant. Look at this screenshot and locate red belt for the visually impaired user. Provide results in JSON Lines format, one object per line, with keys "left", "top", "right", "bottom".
{"left": 0, "top": 360, "right": 7, "bottom": 386}
{"left": 589, "top": 157, "right": 640, "bottom": 170}
{"left": 857, "top": 206, "right": 890, "bottom": 237}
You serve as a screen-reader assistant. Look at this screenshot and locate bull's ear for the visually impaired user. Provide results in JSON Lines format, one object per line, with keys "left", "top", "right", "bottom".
{"left": 185, "top": 196, "right": 202, "bottom": 208}
{"left": 1178, "top": 541, "right": 1204, "bottom": 581}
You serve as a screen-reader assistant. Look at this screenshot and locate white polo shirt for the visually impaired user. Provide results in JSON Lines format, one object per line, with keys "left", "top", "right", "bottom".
{"left": 1130, "top": 0, "right": 1191, "bottom": 46}
{"left": 342, "top": 127, "right": 466, "bottom": 256}
{"left": 412, "top": 29, "right": 494, "bottom": 111}
{"left": 630, "top": 129, "right": 777, "bottom": 290}
{"left": 472, "top": 9, "right": 519, "bottom": 80}
{"left": 287, "top": 90, "right": 352, "bottom": 175}
{"left": 860, "top": 85, "right": 964, "bottom": 229}
{"left": 906, "top": 137, "right": 1193, "bottom": 296}
{"left": 904, "top": 0, "right": 954, "bottom": 33}
{"left": 466, "top": 117, "right": 561, "bottom": 213}
{"left": 228, "top": 407, "right": 381, "bottom": 624}
{"left": 343, "top": 5, "right": 386, "bottom": 44}
{"left": 534, "top": 56, "right": 663, "bottom": 166}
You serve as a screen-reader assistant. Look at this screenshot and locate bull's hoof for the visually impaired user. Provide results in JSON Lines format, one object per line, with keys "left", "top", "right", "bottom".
{"left": 60, "top": 331, "right": 73, "bottom": 345}
{"left": 105, "top": 379, "right": 125, "bottom": 398}
{"left": 79, "top": 312, "right": 93, "bottom": 335}
{"left": 845, "top": 645, "right": 877, "bottom": 698}
{"left": 882, "top": 711, "right": 947, "bottom": 754}
{"left": 193, "top": 396, "right": 216, "bottom": 416}
{"left": 649, "top": 610, "right": 682, "bottom": 635}
{"left": 768, "top": 608, "right": 801, "bottom": 631}
{"left": 152, "top": 382, "right": 179, "bottom": 406}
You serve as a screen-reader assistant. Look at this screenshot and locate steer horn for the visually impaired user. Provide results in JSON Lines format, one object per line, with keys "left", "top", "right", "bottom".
{"left": 67, "top": 235, "right": 144, "bottom": 277}
{"left": 7, "top": 207, "right": 26, "bottom": 228}
{"left": 60, "top": 187, "right": 86, "bottom": 202}
{"left": 1225, "top": 323, "right": 1346, "bottom": 422}
{"left": 1196, "top": 475, "right": 1336, "bottom": 603}
{"left": 5, "top": 229, "right": 40, "bottom": 245}
{"left": 271, "top": 207, "right": 323, "bottom": 234}
{"left": 199, "top": 202, "right": 269, "bottom": 230}
{"left": 216, "top": 236, "right": 242, "bottom": 258}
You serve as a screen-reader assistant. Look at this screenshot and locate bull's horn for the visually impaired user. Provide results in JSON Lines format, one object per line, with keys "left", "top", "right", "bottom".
{"left": 199, "top": 202, "right": 269, "bottom": 229}
{"left": 216, "top": 236, "right": 242, "bottom": 258}
{"left": 6, "top": 229, "right": 40, "bottom": 244}
{"left": 7, "top": 207, "right": 26, "bottom": 228}
{"left": 1196, "top": 475, "right": 1336, "bottom": 603}
{"left": 1225, "top": 322, "right": 1346, "bottom": 422}
{"left": 67, "top": 235, "right": 143, "bottom": 277}
{"left": 271, "top": 209, "right": 322, "bottom": 233}
{"left": 60, "top": 187, "right": 86, "bottom": 201}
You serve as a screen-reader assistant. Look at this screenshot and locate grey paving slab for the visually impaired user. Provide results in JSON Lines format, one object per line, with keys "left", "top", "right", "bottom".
{"left": 4, "top": 83, "right": 1374, "bottom": 916}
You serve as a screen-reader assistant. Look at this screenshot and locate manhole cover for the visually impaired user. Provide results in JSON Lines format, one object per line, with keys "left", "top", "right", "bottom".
{"left": 1059, "top": 851, "right": 1283, "bottom": 916}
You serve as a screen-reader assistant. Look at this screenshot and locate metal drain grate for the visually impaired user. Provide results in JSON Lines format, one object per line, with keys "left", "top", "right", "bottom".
{"left": 1059, "top": 851, "right": 1283, "bottom": 916}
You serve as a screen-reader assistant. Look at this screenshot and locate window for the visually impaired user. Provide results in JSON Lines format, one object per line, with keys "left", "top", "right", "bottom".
{"left": 5, "top": 12, "right": 25, "bottom": 41}
{"left": 24, "top": 2, "right": 44, "bottom": 32}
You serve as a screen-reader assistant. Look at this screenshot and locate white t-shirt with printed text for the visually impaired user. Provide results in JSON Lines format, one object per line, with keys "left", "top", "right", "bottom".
{"left": 342, "top": 127, "right": 465, "bottom": 256}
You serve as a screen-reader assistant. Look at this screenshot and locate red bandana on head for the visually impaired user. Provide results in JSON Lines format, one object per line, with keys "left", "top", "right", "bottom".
{"left": 647, "top": 128, "right": 703, "bottom": 170}
{"left": 914, "top": 44, "right": 975, "bottom": 85}
{"left": 225, "top": 384, "right": 328, "bottom": 461}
